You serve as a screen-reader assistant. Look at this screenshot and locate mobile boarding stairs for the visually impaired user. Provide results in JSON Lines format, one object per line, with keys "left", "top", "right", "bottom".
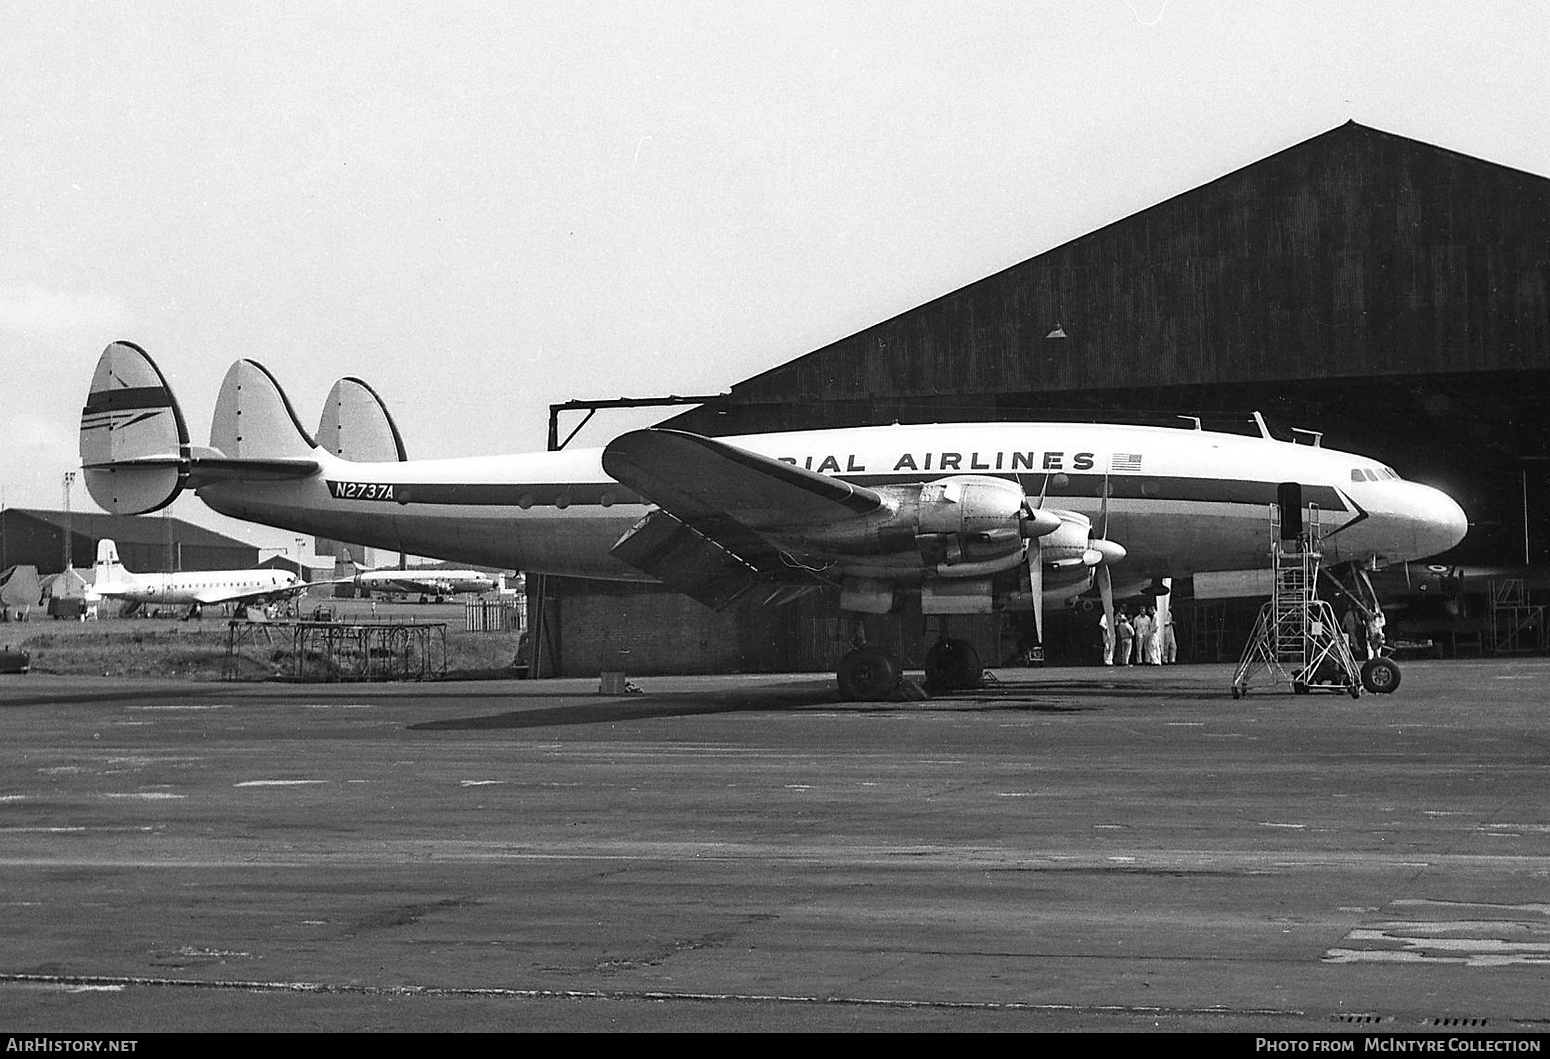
{"left": 1231, "top": 488, "right": 1401, "bottom": 699}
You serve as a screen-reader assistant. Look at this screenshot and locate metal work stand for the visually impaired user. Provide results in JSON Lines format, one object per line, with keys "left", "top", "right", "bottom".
{"left": 1231, "top": 504, "right": 1362, "bottom": 699}
{"left": 224, "top": 619, "right": 448, "bottom": 682}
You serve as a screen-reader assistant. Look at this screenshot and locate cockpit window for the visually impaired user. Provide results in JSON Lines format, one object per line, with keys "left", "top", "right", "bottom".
{"left": 1351, "top": 469, "right": 1365, "bottom": 482}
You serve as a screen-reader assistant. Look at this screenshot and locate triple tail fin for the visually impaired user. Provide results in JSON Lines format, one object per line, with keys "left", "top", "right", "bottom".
{"left": 316, "top": 377, "right": 409, "bottom": 461}
{"left": 210, "top": 359, "right": 320, "bottom": 460}
{"left": 80, "top": 343, "right": 322, "bottom": 516}
{"left": 80, "top": 341, "right": 192, "bottom": 514}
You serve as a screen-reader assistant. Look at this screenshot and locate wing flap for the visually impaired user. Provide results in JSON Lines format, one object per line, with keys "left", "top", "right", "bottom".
{"left": 610, "top": 510, "right": 761, "bottom": 610}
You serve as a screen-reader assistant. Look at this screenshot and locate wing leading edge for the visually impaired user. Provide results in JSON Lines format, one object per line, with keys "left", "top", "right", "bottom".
{"left": 602, "top": 429, "right": 885, "bottom": 609}
{"left": 602, "top": 429, "right": 884, "bottom": 529}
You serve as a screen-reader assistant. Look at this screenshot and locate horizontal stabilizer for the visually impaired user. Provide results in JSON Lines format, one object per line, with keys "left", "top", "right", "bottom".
{"left": 318, "top": 377, "right": 408, "bottom": 461}
{"left": 80, "top": 341, "right": 191, "bottom": 514}
{"left": 185, "top": 453, "right": 320, "bottom": 484}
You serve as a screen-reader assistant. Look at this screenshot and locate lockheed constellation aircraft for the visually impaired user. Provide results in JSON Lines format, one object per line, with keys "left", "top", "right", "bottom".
{"left": 339, "top": 561, "right": 498, "bottom": 600}
{"left": 80, "top": 342, "right": 1467, "bottom": 697}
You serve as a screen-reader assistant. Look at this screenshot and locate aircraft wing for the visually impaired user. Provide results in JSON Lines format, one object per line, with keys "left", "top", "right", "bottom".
{"left": 601, "top": 429, "right": 884, "bottom": 609}
{"left": 363, "top": 576, "right": 443, "bottom": 594}
{"left": 602, "top": 429, "right": 884, "bottom": 531}
{"left": 192, "top": 582, "right": 312, "bottom": 606}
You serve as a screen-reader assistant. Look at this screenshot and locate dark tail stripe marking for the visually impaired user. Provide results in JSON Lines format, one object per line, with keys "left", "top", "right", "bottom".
{"left": 82, "top": 386, "right": 172, "bottom": 415}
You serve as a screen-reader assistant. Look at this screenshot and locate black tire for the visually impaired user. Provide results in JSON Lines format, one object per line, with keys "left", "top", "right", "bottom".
{"left": 924, "top": 639, "right": 982, "bottom": 691}
{"left": 1361, "top": 657, "right": 1402, "bottom": 694}
{"left": 837, "top": 647, "right": 902, "bottom": 701}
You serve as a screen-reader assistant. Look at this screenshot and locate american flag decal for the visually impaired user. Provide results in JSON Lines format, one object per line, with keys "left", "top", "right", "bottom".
{"left": 1111, "top": 453, "right": 1143, "bottom": 472}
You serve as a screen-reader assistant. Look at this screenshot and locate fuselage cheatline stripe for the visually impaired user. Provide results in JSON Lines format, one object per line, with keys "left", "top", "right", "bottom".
{"left": 318, "top": 475, "right": 1347, "bottom": 512}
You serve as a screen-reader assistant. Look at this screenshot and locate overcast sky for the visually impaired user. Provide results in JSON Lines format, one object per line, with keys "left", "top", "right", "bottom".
{"left": 3, "top": 1, "right": 1547, "bottom": 557}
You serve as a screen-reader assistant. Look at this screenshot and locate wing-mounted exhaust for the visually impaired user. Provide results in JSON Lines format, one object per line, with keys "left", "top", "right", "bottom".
{"left": 317, "top": 377, "right": 409, "bottom": 461}
{"left": 80, "top": 341, "right": 193, "bottom": 514}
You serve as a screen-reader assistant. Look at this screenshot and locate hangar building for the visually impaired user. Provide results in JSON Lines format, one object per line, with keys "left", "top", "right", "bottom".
{"left": 534, "top": 121, "right": 1549, "bottom": 675}
{"left": 0, "top": 508, "right": 260, "bottom": 576}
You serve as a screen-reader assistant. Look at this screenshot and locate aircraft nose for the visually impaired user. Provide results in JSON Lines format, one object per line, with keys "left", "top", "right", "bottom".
{"left": 1410, "top": 483, "right": 1468, "bottom": 560}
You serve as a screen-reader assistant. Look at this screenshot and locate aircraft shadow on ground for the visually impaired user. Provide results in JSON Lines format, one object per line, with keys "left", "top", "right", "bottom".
{"left": 410, "top": 681, "right": 1117, "bottom": 731}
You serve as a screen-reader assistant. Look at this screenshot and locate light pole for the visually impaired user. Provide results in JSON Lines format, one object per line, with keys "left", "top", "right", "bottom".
{"left": 61, "top": 471, "right": 76, "bottom": 572}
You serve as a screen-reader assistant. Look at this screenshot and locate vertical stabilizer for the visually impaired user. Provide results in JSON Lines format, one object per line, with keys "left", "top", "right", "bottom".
{"left": 94, "top": 539, "right": 127, "bottom": 585}
{"left": 317, "top": 377, "right": 409, "bottom": 461}
{"left": 79, "top": 342, "right": 191, "bottom": 514}
{"left": 210, "top": 360, "right": 319, "bottom": 460}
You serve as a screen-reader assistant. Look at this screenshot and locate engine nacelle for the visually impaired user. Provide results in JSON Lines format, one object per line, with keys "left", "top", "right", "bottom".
{"left": 798, "top": 475, "right": 1054, "bottom": 569}
{"left": 914, "top": 476, "right": 1033, "bottom": 565}
{"left": 1039, "top": 511, "right": 1096, "bottom": 568}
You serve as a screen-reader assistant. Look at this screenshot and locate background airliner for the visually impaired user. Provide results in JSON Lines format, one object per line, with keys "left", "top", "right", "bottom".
{"left": 80, "top": 342, "right": 1467, "bottom": 695}
{"left": 340, "top": 561, "right": 497, "bottom": 599}
{"left": 87, "top": 538, "right": 308, "bottom": 618}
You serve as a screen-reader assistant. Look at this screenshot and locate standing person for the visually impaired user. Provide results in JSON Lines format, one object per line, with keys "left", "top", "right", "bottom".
{"left": 1341, "top": 606, "right": 1363, "bottom": 658}
{"left": 1364, "top": 606, "right": 1387, "bottom": 659}
{"left": 1144, "top": 605, "right": 1163, "bottom": 665}
{"left": 1131, "top": 607, "right": 1153, "bottom": 666}
{"left": 1115, "top": 608, "right": 1134, "bottom": 666}
{"left": 1100, "top": 609, "right": 1115, "bottom": 665}
{"left": 1161, "top": 612, "right": 1177, "bottom": 664}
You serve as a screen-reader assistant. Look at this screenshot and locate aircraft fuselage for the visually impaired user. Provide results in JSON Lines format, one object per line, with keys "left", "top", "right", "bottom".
{"left": 198, "top": 421, "right": 1466, "bottom": 585}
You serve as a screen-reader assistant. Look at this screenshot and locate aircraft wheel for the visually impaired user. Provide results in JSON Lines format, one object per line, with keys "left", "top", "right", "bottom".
{"left": 1361, "top": 657, "right": 1401, "bottom": 694}
{"left": 924, "top": 638, "right": 981, "bottom": 691}
{"left": 837, "top": 647, "right": 901, "bottom": 701}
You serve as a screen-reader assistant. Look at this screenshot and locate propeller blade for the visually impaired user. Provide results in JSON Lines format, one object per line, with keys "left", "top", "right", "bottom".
{"left": 1097, "top": 471, "right": 1111, "bottom": 541}
{"left": 1097, "top": 563, "right": 1115, "bottom": 637}
{"left": 1020, "top": 475, "right": 1061, "bottom": 539}
{"left": 1028, "top": 539, "right": 1044, "bottom": 644}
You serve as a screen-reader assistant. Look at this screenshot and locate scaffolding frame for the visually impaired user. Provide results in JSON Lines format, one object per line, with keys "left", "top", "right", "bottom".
{"left": 1487, "top": 579, "right": 1547, "bottom": 654}
{"left": 1231, "top": 503, "right": 1362, "bottom": 699}
{"left": 224, "top": 619, "right": 448, "bottom": 682}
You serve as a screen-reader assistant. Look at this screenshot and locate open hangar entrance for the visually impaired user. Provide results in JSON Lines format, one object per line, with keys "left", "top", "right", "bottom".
{"left": 533, "top": 121, "right": 1550, "bottom": 675}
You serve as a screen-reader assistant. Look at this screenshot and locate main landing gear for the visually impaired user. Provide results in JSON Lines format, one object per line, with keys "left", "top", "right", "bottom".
{"left": 834, "top": 632, "right": 985, "bottom": 702}
{"left": 836, "top": 646, "right": 902, "bottom": 701}
{"left": 924, "top": 637, "right": 982, "bottom": 693}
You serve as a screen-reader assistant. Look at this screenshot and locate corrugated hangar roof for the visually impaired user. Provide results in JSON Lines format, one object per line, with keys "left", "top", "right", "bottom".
{"left": 5, "top": 508, "right": 251, "bottom": 550}
{"left": 669, "top": 121, "right": 1550, "bottom": 433}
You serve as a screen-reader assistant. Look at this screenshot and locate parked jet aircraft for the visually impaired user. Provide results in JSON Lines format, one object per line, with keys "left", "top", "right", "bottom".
{"left": 80, "top": 341, "right": 1467, "bottom": 695}
{"left": 86, "top": 538, "right": 309, "bottom": 618}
